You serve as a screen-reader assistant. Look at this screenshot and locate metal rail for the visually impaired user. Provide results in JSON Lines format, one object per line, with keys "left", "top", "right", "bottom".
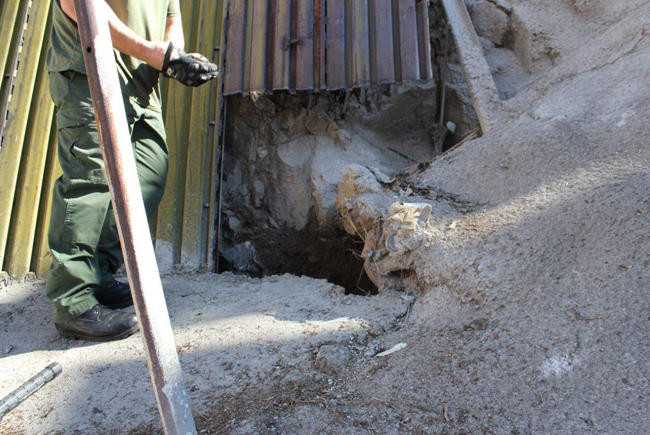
{"left": 0, "top": 362, "right": 62, "bottom": 420}
{"left": 223, "top": 0, "right": 433, "bottom": 95}
{"left": 72, "top": 0, "right": 196, "bottom": 433}
{"left": 440, "top": 0, "right": 501, "bottom": 133}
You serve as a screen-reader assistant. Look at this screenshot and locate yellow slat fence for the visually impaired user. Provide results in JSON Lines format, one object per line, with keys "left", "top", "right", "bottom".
{"left": 0, "top": 0, "right": 228, "bottom": 277}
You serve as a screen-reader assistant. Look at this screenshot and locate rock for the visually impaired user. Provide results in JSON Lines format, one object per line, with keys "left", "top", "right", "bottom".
{"left": 467, "top": 1, "right": 511, "bottom": 46}
{"left": 338, "top": 165, "right": 384, "bottom": 201}
{"left": 337, "top": 165, "right": 392, "bottom": 238}
{"left": 228, "top": 217, "right": 242, "bottom": 232}
{"left": 489, "top": 0, "right": 513, "bottom": 13}
{"left": 222, "top": 241, "right": 259, "bottom": 274}
{"left": 466, "top": 318, "right": 489, "bottom": 331}
{"left": 326, "top": 122, "right": 352, "bottom": 145}
{"left": 252, "top": 179, "right": 266, "bottom": 208}
{"left": 315, "top": 345, "right": 351, "bottom": 375}
{"left": 367, "top": 166, "right": 395, "bottom": 184}
{"left": 304, "top": 111, "right": 332, "bottom": 134}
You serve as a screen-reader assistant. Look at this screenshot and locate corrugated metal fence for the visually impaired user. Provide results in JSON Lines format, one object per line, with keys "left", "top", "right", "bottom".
{"left": 0, "top": 0, "right": 57, "bottom": 277}
{"left": 0, "top": 0, "right": 228, "bottom": 277}
{"left": 224, "top": 0, "right": 432, "bottom": 95}
{"left": 1, "top": 0, "right": 434, "bottom": 277}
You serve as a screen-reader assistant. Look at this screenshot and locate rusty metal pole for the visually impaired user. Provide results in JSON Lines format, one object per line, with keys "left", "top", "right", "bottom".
{"left": 72, "top": 1, "right": 196, "bottom": 433}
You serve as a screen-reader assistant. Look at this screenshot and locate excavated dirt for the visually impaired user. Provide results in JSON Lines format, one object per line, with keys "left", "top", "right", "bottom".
{"left": 2, "top": 0, "right": 650, "bottom": 433}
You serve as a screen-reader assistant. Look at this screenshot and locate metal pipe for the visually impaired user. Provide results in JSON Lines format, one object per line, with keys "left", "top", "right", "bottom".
{"left": 0, "top": 362, "right": 62, "bottom": 420}
{"left": 71, "top": 1, "right": 196, "bottom": 433}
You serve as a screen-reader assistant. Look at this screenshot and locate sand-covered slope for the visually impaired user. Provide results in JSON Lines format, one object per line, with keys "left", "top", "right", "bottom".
{"left": 331, "top": 0, "right": 650, "bottom": 432}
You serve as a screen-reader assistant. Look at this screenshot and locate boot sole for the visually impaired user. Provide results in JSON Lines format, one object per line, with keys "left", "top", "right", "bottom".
{"left": 58, "top": 323, "right": 139, "bottom": 342}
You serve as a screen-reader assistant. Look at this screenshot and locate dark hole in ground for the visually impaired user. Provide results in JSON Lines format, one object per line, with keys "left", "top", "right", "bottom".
{"left": 218, "top": 227, "right": 378, "bottom": 296}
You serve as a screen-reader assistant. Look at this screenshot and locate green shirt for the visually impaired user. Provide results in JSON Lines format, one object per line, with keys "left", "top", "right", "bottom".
{"left": 46, "top": 0, "right": 181, "bottom": 110}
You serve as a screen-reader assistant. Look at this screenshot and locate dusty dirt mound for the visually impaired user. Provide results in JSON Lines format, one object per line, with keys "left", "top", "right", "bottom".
{"left": 328, "top": 0, "right": 650, "bottom": 432}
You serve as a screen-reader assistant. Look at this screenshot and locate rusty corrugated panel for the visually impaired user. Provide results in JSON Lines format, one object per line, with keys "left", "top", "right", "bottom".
{"left": 223, "top": 0, "right": 433, "bottom": 95}
{"left": 397, "top": 0, "right": 420, "bottom": 81}
{"left": 351, "top": 0, "right": 371, "bottom": 88}
{"left": 273, "top": 0, "right": 291, "bottom": 90}
{"left": 373, "top": 0, "right": 396, "bottom": 84}
{"left": 249, "top": 0, "right": 268, "bottom": 91}
{"left": 417, "top": 0, "right": 434, "bottom": 81}
{"left": 295, "top": 0, "right": 314, "bottom": 90}
{"left": 313, "top": 0, "right": 325, "bottom": 91}
{"left": 325, "top": 0, "right": 346, "bottom": 90}
{"left": 224, "top": 1, "right": 246, "bottom": 95}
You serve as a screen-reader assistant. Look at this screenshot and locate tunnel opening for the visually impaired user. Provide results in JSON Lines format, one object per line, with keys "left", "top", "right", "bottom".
{"left": 218, "top": 224, "right": 378, "bottom": 295}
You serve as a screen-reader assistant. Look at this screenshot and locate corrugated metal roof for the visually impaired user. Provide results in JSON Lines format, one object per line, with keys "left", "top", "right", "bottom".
{"left": 223, "top": 0, "right": 433, "bottom": 95}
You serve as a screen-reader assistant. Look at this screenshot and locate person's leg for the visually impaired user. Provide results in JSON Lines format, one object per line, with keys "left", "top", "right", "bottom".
{"left": 96, "top": 106, "right": 169, "bottom": 291}
{"left": 46, "top": 71, "right": 137, "bottom": 339}
{"left": 46, "top": 71, "right": 110, "bottom": 322}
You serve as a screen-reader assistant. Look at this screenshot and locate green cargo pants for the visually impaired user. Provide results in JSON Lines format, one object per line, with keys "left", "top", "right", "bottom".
{"left": 46, "top": 71, "right": 168, "bottom": 322}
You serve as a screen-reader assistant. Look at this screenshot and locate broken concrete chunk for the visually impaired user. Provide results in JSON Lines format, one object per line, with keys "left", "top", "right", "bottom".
{"left": 315, "top": 345, "right": 351, "bottom": 375}
{"left": 367, "top": 166, "right": 395, "bottom": 185}
{"left": 268, "top": 216, "right": 280, "bottom": 229}
{"left": 387, "top": 203, "right": 433, "bottom": 226}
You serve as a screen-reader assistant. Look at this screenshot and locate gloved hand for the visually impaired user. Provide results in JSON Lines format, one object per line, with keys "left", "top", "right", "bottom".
{"left": 162, "top": 42, "right": 218, "bottom": 87}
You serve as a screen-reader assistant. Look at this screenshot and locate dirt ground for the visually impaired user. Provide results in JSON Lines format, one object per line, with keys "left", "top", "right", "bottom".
{"left": 0, "top": 274, "right": 411, "bottom": 433}
{"left": 2, "top": 0, "right": 650, "bottom": 433}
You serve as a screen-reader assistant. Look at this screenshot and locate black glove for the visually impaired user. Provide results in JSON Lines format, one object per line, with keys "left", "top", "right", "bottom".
{"left": 162, "top": 42, "right": 218, "bottom": 87}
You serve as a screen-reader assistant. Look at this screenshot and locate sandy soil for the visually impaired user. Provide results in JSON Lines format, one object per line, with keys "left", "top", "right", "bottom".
{"left": 0, "top": 274, "right": 410, "bottom": 433}
{"left": 2, "top": 0, "right": 650, "bottom": 433}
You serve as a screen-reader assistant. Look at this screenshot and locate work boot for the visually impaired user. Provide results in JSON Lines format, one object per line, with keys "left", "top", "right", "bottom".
{"left": 94, "top": 280, "right": 133, "bottom": 309}
{"left": 55, "top": 305, "right": 139, "bottom": 342}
